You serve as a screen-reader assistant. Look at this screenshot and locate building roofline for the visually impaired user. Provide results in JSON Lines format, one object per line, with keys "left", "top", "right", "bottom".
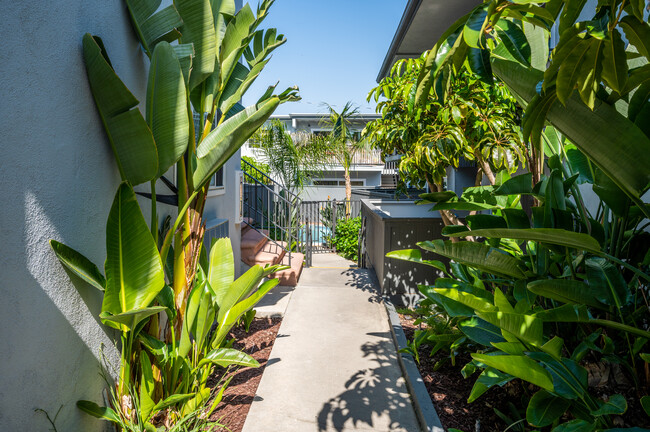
{"left": 269, "top": 113, "right": 381, "bottom": 120}
{"left": 377, "top": 0, "right": 422, "bottom": 82}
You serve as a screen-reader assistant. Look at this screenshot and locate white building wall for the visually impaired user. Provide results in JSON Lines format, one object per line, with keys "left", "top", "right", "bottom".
{"left": 1, "top": 0, "right": 245, "bottom": 429}
{"left": 0, "top": 1, "right": 146, "bottom": 430}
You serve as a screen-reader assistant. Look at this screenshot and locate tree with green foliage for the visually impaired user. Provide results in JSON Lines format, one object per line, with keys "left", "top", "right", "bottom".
{"left": 365, "top": 54, "right": 525, "bottom": 226}
{"left": 388, "top": 1, "right": 650, "bottom": 428}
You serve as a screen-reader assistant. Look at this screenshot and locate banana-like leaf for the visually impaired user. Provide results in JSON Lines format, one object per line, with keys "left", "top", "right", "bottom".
{"left": 193, "top": 96, "right": 283, "bottom": 188}
{"left": 196, "top": 347, "right": 259, "bottom": 370}
{"left": 492, "top": 58, "right": 650, "bottom": 200}
{"left": 49, "top": 240, "right": 105, "bottom": 291}
{"left": 219, "top": 4, "right": 256, "bottom": 89}
{"left": 468, "top": 367, "right": 513, "bottom": 403}
{"left": 175, "top": 0, "right": 217, "bottom": 90}
{"left": 76, "top": 400, "right": 120, "bottom": 423}
{"left": 527, "top": 352, "right": 587, "bottom": 400}
{"left": 82, "top": 34, "right": 158, "bottom": 185}
{"left": 139, "top": 351, "right": 156, "bottom": 422}
{"left": 535, "top": 304, "right": 650, "bottom": 339}
{"left": 100, "top": 306, "right": 166, "bottom": 331}
{"left": 215, "top": 265, "right": 263, "bottom": 325}
{"left": 152, "top": 392, "right": 195, "bottom": 413}
{"left": 213, "top": 278, "right": 279, "bottom": 347}
{"left": 459, "top": 317, "right": 507, "bottom": 346}
{"left": 179, "top": 279, "right": 207, "bottom": 358}
{"left": 493, "top": 173, "right": 533, "bottom": 196}
{"left": 146, "top": 42, "right": 189, "bottom": 177}
{"left": 477, "top": 311, "right": 543, "bottom": 346}
{"left": 527, "top": 279, "right": 608, "bottom": 310}
{"left": 386, "top": 249, "right": 447, "bottom": 274}
{"left": 419, "top": 240, "right": 527, "bottom": 279}
{"left": 447, "top": 228, "right": 601, "bottom": 253}
{"left": 124, "top": 0, "right": 182, "bottom": 56}
{"left": 102, "top": 183, "right": 165, "bottom": 321}
{"left": 472, "top": 353, "right": 554, "bottom": 392}
{"left": 590, "top": 394, "right": 627, "bottom": 416}
{"left": 207, "top": 237, "right": 235, "bottom": 307}
{"left": 434, "top": 288, "right": 498, "bottom": 313}
{"left": 181, "top": 387, "right": 211, "bottom": 417}
{"left": 526, "top": 389, "right": 571, "bottom": 427}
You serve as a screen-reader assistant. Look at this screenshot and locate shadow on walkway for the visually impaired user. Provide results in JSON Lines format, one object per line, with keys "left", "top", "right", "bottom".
{"left": 343, "top": 268, "right": 383, "bottom": 304}
{"left": 317, "top": 335, "right": 414, "bottom": 432}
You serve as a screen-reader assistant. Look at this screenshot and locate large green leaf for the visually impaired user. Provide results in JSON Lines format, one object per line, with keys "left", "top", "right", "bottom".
{"left": 527, "top": 352, "right": 588, "bottom": 400}
{"left": 102, "top": 183, "right": 165, "bottom": 323}
{"left": 477, "top": 311, "right": 544, "bottom": 346}
{"left": 193, "top": 96, "right": 282, "bottom": 188}
{"left": 463, "top": 5, "right": 488, "bottom": 48}
{"left": 49, "top": 240, "right": 105, "bottom": 291}
{"left": 196, "top": 347, "right": 260, "bottom": 370}
{"left": 459, "top": 317, "right": 507, "bottom": 346}
{"left": 213, "top": 278, "right": 279, "bottom": 347}
{"left": 207, "top": 237, "right": 235, "bottom": 308}
{"left": 434, "top": 288, "right": 498, "bottom": 314}
{"left": 619, "top": 16, "right": 650, "bottom": 62}
{"left": 124, "top": 0, "right": 182, "bottom": 56}
{"left": 215, "top": 265, "right": 263, "bottom": 324}
{"left": 100, "top": 306, "right": 166, "bottom": 331}
{"left": 82, "top": 34, "right": 158, "bottom": 185}
{"left": 527, "top": 279, "right": 608, "bottom": 310}
{"left": 448, "top": 228, "right": 601, "bottom": 253}
{"left": 76, "top": 400, "right": 120, "bottom": 423}
{"left": 585, "top": 257, "right": 628, "bottom": 308}
{"left": 590, "top": 394, "right": 627, "bottom": 416}
{"left": 495, "top": 19, "right": 531, "bottom": 66}
{"left": 472, "top": 353, "right": 554, "bottom": 391}
{"left": 146, "top": 42, "right": 189, "bottom": 177}
{"left": 527, "top": 390, "right": 571, "bottom": 427}
{"left": 175, "top": 0, "right": 217, "bottom": 90}
{"left": 601, "top": 29, "right": 628, "bottom": 94}
{"left": 492, "top": 58, "right": 650, "bottom": 200}
{"left": 386, "top": 249, "right": 447, "bottom": 274}
{"left": 468, "top": 367, "right": 513, "bottom": 402}
{"left": 419, "top": 240, "right": 526, "bottom": 279}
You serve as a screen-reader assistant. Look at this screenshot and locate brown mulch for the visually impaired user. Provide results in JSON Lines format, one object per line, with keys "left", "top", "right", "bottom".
{"left": 208, "top": 317, "right": 282, "bottom": 432}
{"left": 399, "top": 313, "right": 650, "bottom": 431}
{"left": 399, "top": 313, "right": 514, "bottom": 431}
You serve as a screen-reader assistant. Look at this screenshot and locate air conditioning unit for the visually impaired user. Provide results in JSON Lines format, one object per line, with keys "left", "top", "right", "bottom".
{"left": 235, "top": 170, "right": 244, "bottom": 224}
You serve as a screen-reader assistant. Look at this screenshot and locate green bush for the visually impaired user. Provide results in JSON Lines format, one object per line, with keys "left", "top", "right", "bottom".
{"left": 332, "top": 217, "right": 361, "bottom": 261}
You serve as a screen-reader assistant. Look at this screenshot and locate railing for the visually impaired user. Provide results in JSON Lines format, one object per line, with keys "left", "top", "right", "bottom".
{"left": 299, "top": 199, "right": 362, "bottom": 266}
{"left": 241, "top": 158, "right": 300, "bottom": 266}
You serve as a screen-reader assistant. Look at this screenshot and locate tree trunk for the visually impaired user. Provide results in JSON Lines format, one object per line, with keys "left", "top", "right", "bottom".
{"left": 344, "top": 169, "right": 352, "bottom": 218}
{"left": 475, "top": 151, "right": 496, "bottom": 185}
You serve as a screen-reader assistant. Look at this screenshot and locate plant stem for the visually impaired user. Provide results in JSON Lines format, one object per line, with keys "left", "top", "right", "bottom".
{"left": 150, "top": 179, "right": 158, "bottom": 243}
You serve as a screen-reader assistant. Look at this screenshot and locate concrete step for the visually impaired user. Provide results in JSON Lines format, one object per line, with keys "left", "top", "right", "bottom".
{"left": 241, "top": 228, "right": 269, "bottom": 257}
{"left": 241, "top": 217, "right": 255, "bottom": 235}
{"left": 242, "top": 241, "right": 287, "bottom": 267}
{"left": 268, "top": 252, "right": 304, "bottom": 287}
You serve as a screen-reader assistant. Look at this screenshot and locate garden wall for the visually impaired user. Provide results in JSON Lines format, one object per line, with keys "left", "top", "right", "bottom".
{"left": 361, "top": 200, "right": 447, "bottom": 307}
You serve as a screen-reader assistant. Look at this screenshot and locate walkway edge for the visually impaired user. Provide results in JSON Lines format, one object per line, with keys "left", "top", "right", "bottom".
{"left": 384, "top": 299, "right": 444, "bottom": 432}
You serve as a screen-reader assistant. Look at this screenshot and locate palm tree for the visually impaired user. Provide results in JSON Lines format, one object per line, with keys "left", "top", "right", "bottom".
{"left": 318, "top": 102, "right": 369, "bottom": 212}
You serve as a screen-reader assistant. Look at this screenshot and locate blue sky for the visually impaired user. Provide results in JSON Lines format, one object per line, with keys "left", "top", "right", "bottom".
{"left": 243, "top": 0, "right": 407, "bottom": 115}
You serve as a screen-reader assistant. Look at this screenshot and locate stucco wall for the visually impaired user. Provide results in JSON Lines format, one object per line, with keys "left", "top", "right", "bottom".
{"left": 203, "top": 149, "right": 243, "bottom": 277}
{"left": 1, "top": 2, "right": 150, "bottom": 430}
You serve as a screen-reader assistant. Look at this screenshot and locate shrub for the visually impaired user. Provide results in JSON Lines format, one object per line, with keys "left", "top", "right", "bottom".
{"left": 332, "top": 217, "right": 361, "bottom": 261}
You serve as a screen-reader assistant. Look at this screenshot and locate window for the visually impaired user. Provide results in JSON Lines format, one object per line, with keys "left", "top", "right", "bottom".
{"left": 312, "top": 179, "right": 365, "bottom": 187}
{"left": 209, "top": 167, "right": 224, "bottom": 188}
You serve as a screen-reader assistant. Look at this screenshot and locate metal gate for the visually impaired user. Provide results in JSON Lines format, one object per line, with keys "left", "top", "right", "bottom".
{"left": 300, "top": 199, "right": 361, "bottom": 266}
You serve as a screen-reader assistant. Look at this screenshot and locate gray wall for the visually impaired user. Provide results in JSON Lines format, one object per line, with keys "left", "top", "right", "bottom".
{"left": 203, "top": 150, "right": 243, "bottom": 276}
{"left": 0, "top": 1, "right": 148, "bottom": 430}
{"left": 361, "top": 200, "right": 447, "bottom": 307}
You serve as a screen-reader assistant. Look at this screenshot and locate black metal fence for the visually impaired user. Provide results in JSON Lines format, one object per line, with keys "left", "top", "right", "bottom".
{"left": 299, "top": 199, "right": 361, "bottom": 266}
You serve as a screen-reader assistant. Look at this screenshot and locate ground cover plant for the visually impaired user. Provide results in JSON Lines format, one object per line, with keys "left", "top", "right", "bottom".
{"left": 49, "top": 0, "right": 298, "bottom": 429}
{"left": 376, "top": 0, "right": 650, "bottom": 430}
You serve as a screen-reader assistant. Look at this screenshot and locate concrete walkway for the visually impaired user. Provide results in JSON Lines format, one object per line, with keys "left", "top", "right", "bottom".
{"left": 242, "top": 254, "right": 421, "bottom": 432}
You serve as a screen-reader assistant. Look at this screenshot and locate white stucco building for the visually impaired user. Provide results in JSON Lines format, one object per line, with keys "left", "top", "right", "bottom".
{"left": 242, "top": 113, "right": 389, "bottom": 201}
{"left": 1, "top": 1, "right": 244, "bottom": 430}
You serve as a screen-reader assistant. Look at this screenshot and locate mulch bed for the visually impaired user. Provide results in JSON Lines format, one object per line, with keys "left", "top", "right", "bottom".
{"left": 398, "top": 313, "right": 650, "bottom": 431}
{"left": 208, "top": 317, "right": 282, "bottom": 432}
